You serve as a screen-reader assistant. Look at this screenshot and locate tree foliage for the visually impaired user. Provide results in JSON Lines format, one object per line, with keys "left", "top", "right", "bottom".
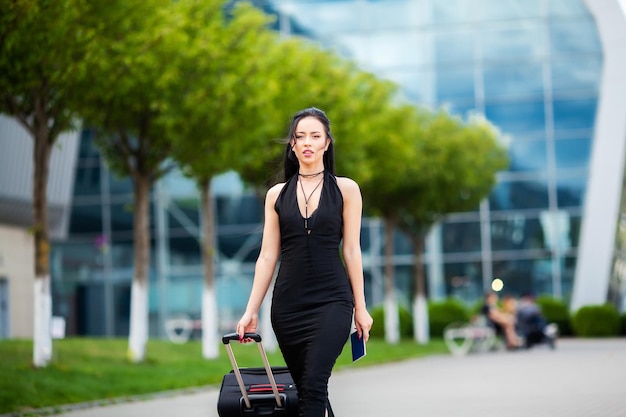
{"left": 164, "top": 0, "right": 284, "bottom": 359}
{"left": 399, "top": 111, "right": 509, "bottom": 236}
{"left": 0, "top": 0, "right": 101, "bottom": 367}
{"left": 74, "top": 0, "right": 185, "bottom": 362}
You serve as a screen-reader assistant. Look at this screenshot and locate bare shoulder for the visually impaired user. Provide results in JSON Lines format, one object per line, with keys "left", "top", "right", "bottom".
{"left": 335, "top": 176, "right": 362, "bottom": 199}
{"left": 266, "top": 182, "right": 286, "bottom": 204}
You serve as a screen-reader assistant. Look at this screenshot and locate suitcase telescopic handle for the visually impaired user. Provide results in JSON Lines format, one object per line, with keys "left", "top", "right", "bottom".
{"left": 221, "top": 332, "right": 283, "bottom": 410}
{"left": 222, "top": 332, "right": 262, "bottom": 344}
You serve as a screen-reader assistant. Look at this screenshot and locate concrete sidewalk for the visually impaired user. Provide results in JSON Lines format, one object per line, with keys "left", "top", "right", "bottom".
{"left": 52, "top": 338, "right": 626, "bottom": 417}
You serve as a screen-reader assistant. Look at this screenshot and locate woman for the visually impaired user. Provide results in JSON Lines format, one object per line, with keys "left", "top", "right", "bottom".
{"left": 236, "top": 107, "right": 373, "bottom": 417}
{"left": 481, "top": 291, "right": 522, "bottom": 349}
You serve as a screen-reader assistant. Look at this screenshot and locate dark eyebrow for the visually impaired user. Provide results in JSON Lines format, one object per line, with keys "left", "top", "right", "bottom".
{"left": 295, "top": 131, "right": 323, "bottom": 135}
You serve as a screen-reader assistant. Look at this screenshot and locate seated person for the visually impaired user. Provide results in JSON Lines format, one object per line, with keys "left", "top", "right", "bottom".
{"left": 481, "top": 291, "right": 522, "bottom": 349}
{"left": 516, "top": 292, "right": 556, "bottom": 349}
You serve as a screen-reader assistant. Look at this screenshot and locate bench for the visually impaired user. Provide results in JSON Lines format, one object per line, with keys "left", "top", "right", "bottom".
{"left": 443, "top": 317, "right": 499, "bottom": 356}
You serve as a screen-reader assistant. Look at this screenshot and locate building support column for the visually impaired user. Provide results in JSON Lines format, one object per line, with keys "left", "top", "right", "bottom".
{"left": 572, "top": 0, "right": 626, "bottom": 311}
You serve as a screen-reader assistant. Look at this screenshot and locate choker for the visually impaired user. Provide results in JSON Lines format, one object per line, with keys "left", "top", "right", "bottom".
{"left": 298, "top": 170, "right": 324, "bottom": 179}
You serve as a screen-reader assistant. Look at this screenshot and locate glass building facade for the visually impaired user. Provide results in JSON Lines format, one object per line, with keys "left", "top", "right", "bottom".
{"left": 51, "top": 0, "right": 606, "bottom": 336}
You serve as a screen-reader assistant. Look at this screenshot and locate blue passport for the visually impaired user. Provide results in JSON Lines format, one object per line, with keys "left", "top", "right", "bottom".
{"left": 351, "top": 331, "right": 366, "bottom": 362}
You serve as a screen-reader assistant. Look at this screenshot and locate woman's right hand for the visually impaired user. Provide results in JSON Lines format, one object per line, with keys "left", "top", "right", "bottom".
{"left": 236, "top": 311, "right": 258, "bottom": 343}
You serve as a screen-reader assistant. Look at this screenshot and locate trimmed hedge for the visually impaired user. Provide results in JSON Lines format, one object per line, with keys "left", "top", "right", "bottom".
{"left": 428, "top": 298, "right": 470, "bottom": 338}
{"left": 369, "top": 304, "right": 413, "bottom": 339}
{"left": 536, "top": 296, "right": 572, "bottom": 336}
{"left": 571, "top": 304, "right": 621, "bottom": 337}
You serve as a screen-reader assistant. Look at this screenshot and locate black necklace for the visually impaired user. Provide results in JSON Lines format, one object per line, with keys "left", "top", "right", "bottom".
{"left": 299, "top": 176, "right": 324, "bottom": 234}
{"left": 298, "top": 170, "right": 324, "bottom": 179}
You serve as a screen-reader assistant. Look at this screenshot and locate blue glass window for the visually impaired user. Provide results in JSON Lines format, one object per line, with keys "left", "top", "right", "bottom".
{"left": 334, "top": 33, "right": 370, "bottom": 64}
{"left": 168, "top": 199, "right": 200, "bottom": 233}
{"left": 479, "top": 0, "right": 542, "bottom": 20}
{"left": 491, "top": 216, "right": 547, "bottom": 251}
{"left": 432, "top": 0, "right": 476, "bottom": 24}
{"left": 441, "top": 221, "right": 482, "bottom": 253}
{"left": 110, "top": 238, "right": 134, "bottom": 269}
{"left": 554, "top": 137, "right": 591, "bottom": 170}
{"left": 567, "top": 216, "right": 582, "bottom": 248}
{"left": 108, "top": 172, "right": 133, "bottom": 195}
{"left": 366, "top": 1, "right": 425, "bottom": 30}
{"left": 481, "top": 24, "right": 544, "bottom": 63}
{"left": 216, "top": 195, "right": 263, "bottom": 226}
{"left": 368, "top": 31, "right": 423, "bottom": 69}
{"left": 551, "top": 57, "right": 601, "bottom": 94}
{"left": 387, "top": 69, "right": 434, "bottom": 104}
{"left": 548, "top": 0, "right": 593, "bottom": 17}
{"left": 552, "top": 98, "right": 597, "bottom": 131}
{"left": 162, "top": 169, "right": 202, "bottom": 199}
{"left": 507, "top": 139, "right": 547, "bottom": 173}
{"left": 549, "top": 20, "right": 601, "bottom": 56}
{"left": 54, "top": 241, "right": 104, "bottom": 278}
{"left": 483, "top": 63, "right": 544, "bottom": 99}
{"left": 485, "top": 101, "right": 546, "bottom": 134}
{"left": 437, "top": 67, "right": 475, "bottom": 101}
{"left": 169, "top": 236, "right": 201, "bottom": 266}
{"left": 489, "top": 179, "right": 549, "bottom": 211}
{"left": 394, "top": 229, "right": 414, "bottom": 256}
{"left": 166, "top": 277, "right": 202, "bottom": 313}
{"left": 69, "top": 204, "right": 103, "bottom": 234}
{"left": 492, "top": 258, "right": 553, "bottom": 295}
{"left": 443, "top": 261, "right": 483, "bottom": 302}
{"left": 77, "top": 129, "right": 102, "bottom": 161}
{"left": 561, "top": 256, "right": 578, "bottom": 299}
{"left": 281, "top": 1, "right": 364, "bottom": 34}
{"left": 556, "top": 176, "right": 586, "bottom": 208}
{"left": 218, "top": 273, "right": 252, "bottom": 313}
{"left": 434, "top": 31, "right": 473, "bottom": 64}
{"left": 218, "top": 227, "right": 262, "bottom": 264}
{"left": 74, "top": 163, "right": 102, "bottom": 196}
{"left": 537, "top": 210, "right": 577, "bottom": 253}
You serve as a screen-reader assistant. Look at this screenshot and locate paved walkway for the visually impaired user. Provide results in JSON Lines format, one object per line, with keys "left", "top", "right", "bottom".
{"left": 53, "top": 338, "right": 626, "bottom": 417}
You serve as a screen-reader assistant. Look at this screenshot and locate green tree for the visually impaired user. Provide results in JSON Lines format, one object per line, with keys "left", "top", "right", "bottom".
{"left": 167, "top": 0, "right": 281, "bottom": 358}
{"left": 0, "top": 0, "right": 96, "bottom": 367}
{"left": 398, "top": 111, "right": 508, "bottom": 343}
{"left": 77, "top": 0, "right": 183, "bottom": 362}
{"left": 357, "top": 103, "right": 424, "bottom": 344}
{"left": 235, "top": 38, "right": 389, "bottom": 193}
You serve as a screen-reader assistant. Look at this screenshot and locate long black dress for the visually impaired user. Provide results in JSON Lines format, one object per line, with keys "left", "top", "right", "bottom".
{"left": 271, "top": 171, "right": 353, "bottom": 417}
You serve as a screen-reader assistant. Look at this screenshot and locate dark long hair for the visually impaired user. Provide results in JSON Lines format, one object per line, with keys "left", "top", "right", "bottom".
{"left": 283, "top": 107, "right": 336, "bottom": 181}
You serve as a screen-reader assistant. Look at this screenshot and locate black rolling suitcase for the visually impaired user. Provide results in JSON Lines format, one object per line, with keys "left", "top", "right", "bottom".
{"left": 217, "top": 333, "right": 299, "bottom": 417}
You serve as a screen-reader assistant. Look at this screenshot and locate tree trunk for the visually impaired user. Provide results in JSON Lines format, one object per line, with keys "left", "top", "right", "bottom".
{"left": 128, "top": 174, "right": 151, "bottom": 362}
{"left": 200, "top": 179, "right": 218, "bottom": 359}
{"left": 412, "top": 236, "right": 429, "bottom": 344}
{"left": 32, "top": 119, "right": 53, "bottom": 368}
{"left": 383, "top": 216, "right": 399, "bottom": 344}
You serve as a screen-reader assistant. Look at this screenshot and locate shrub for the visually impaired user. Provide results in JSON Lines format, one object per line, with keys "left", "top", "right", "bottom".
{"left": 621, "top": 311, "right": 626, "bottom": 336}
{"left": 536, "top": 296, "right": 572, "bottom": 336}
{"left": 428, "top": 298, "right": 470, "bottom": 338}
{"left": 369, "top": 304, "right": 413, "bottom": 339}
{"left": 571, "top": 304, "right": 620, "bottom": 337}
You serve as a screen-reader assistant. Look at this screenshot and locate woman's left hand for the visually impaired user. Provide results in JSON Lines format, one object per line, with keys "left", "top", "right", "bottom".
{"left": 354, "top": 307, "right": 373, "bottom": 342}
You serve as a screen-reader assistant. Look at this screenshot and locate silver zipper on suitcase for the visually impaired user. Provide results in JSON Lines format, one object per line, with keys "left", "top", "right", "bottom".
{"left": 222, "top": 333, "right": 283, "bottom": 410}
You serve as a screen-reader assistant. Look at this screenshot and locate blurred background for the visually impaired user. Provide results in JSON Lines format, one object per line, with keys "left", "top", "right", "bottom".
{"left": 1, "top": 0, "right": 625, "bottom": 341}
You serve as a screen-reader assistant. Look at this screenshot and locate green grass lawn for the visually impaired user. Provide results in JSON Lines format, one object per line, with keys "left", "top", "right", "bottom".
{"left": 0, "top": 337, "right": 449, "bottom": 415}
